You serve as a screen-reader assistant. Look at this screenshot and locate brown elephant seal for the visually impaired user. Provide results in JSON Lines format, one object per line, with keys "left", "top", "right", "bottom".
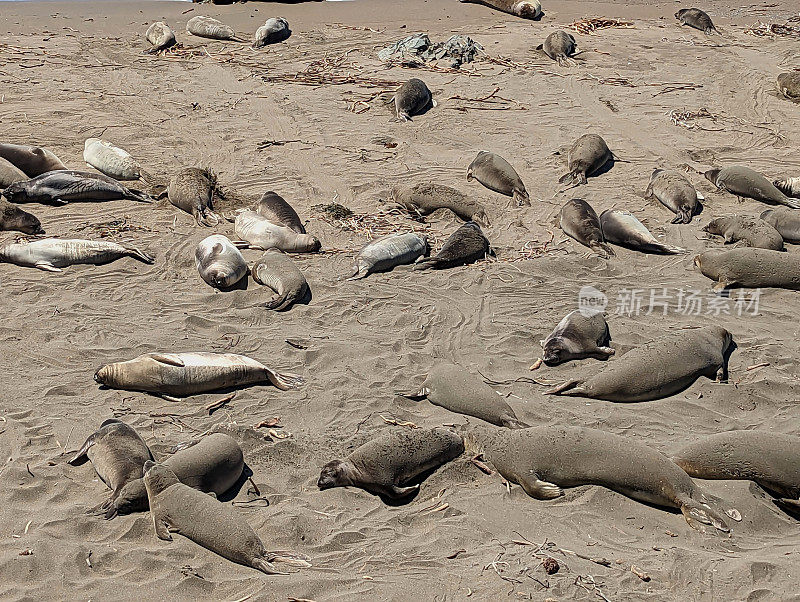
{"left": 252, "top": 249, "right": 309, "bottom": 310}
{"left": 0, "top": 143, "right": 66, "bottom": 177}
{"left": 399, "top": 364, "right": 528, "bottom": 429}
{"left": 195, "top": 234, "right": 248, "bottom": 289}
{"left": 68, "top": 419, "right": 154, "bottom": 514}
{"left": 645, "top": 168, "right": 702, "bottom": 224}
{"left": 413, "top": 221, "right": 492, "bottom": 270}
{"left": 349, "top": 232, "right": 428, "bottom": 280}
{"left": 459, "top": 0, "right": 542, "bottom": 19}
{"left": 760, "top": 207, "right": 800, "bottom": 243}
{"left": 252, "top": 17, "right": 290, "bottom": 48}
{"left": 703, "top": 215, "right": 784, "bottom": 251}
{"left": 145, "top": 21, "right": 176, "bottom": 53}
{"left": 464, "top": 424, "right": 732, "bottom": 533}
{"left": 94, "top": 351, "right": 304, "bottom": 397}
{"left": 675, "top": 8, "right": 718, "bottom": 34}
{"left": 235, "top": 210, "right": 321, "bottom": 253}
{"left": 144, "top": 461, "right": 310, "bottom": 574}
{"left": 317, "top": 427, "right": 464, "bottom": 499}
{"left": 168, "top": 168, "right": 220, "bottom": 226}
{"left": 108, "top": 433, "right": 245, "bottom": 519}
{"left": 537, "top": 31, "right": 577, "bottom": 66}
{"left": 393, "top": 78, "right": 436, "bottom": 121}
{"left": 541, "top": 309, "right": 614, "bottom": 366}
{"left": 695, "top": 247, "right": 800, "bottom": 290}
{"left": 0, "top": 238, "right": 153, "bottom": 272}
{"left": 256, "top": 191, "right": 305, "bottom": 233}
{"left": 467, "top": 151, "right": 529, "bottom": 206}
{"left": 546, "top": 325, "right": 734, "bottom": 402}
{"left": 599, "top": 209, "right": 685, "bottom": 254}
{"left": 0, "top": 200, "right": 43, "bottom": 234}
{"left": 391, "top": 182, "right": 488, "bottom": 224}
{"left": 0, "top": 156, "right": 28, "bottom": 188}
{"left": 777, "top": 72, "right": 800, "bottom": 100}
{"left": 773, "top": 176, "right": 800, "bottom": 199}
{"left": 186, "top": 15, "right": 246, "bottom": 42}
{"left": 560, "top": 198, "right": 614, "bottom": 258}
{"left": 559, "top": 134, "right": 612, "bottom": 186}
{"left": 705, "top": 166, "right": 800, "bottom": 209}
{"left": 2, "top": 170, "right": 150, "bottom": 205}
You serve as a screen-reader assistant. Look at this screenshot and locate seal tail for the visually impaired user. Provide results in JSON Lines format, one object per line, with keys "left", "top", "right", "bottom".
{"left": 123, "top": 188, "right": 152, "bottom": 204}
{"left": 513, "top": 189, "right": 531, "bottom": 207}
{"left": 264, "top": 551, "right": 312, "bottom": 570}
{"left": 500, "top": 416, "right": 529, "bottom": 429}
{"left": 263, "top": 293, "right": 292, "bottom": 311}
{"left": 413, "top": 257, "right": 439, "bottom": 271}
{"left": 122, "top": 245, "right": 155, "bottom": 264}
{"left": 266, "top": 370, "right": 305, "bottom": 390}
{"left": 396, "top": 386, "right": 429, "bottom": 401}
{"left": 67, "top": 435, "right": 95, "bottom": 465}
{"left": 544, "top": 379, "right": 586, "bottom": 396}
{"left": 681, "top": 498, "right": 730, "bottom": 534}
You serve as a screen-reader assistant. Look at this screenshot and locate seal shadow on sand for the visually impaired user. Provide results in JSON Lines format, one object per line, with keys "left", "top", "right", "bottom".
{"left": 219, "top": 463, "right": 254, "bottom": 503}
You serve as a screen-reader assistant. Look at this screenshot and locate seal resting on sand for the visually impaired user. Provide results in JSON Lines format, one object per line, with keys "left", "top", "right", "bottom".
{"left": 645, "top": 168, "right": 702, "bottom": 224}
{"left": 537, "top": 31, "right": 577, "bottom": 66}
{"left": 703, "top": 215, "right": 784, "bottom": 251}
{"left": 695, "top": 247, "right": 800, "bottom": 290}
{"left": 675, "top": 8, "right": 718, "bottom": 34}
{"left": 760, "top": 207, "right": 800, "bottom": 243}
{"left": 195, "top": 234, "right": 248, "bottom": 289}
{"left": 464, "top": 424, "right": 733, "bottom": 533}
{"left": 559, "top": 198, "right": 614, "bottom": 258}
{"left": 599, "top": 209, "right": 685, "bottom": 254}
{"left": 235, "top": 210, "right": 321, "bottom": 253}
{"left": 559, "top": 134, "right": 613, "bottom": 186}
{"left": 251, "top": 249, "right": 309, "bottom": 310}
{"left": 83, "top": 138, "right": 142, "bottom": 181}
{"left": 705, "top": 166, "right": 800, "bottom": 209}
{"left": 253, "top": 17, "right": 291, "bottom": 48}
{"left": 776, "top": 73, "right": 800, "bottom": 101}
{"left": 168, "top": 168, "right": 220, "bottom": 226}
{"left": 399, "top": 364, "right": 528, "bottom": 428}
{"left": 349, "top": 232, "right": 428, "bottom": 280}
{"left": 541, "top": 309, "right": 614, "bottom": 366}
{"left": 773, "top": 176, "right": 800, "bottom": 199}
{"left": 186, "top": 15, "right": 245, "bottom": 42}
{"left": 0, "top": 238, "right": 153, "bottom": 272}
{"left": 145, "top": 22, "right": 176, "bottom": 53}
{"left": 391, "top": 182, "right": 488, "bottom": 224}
{"left": 2, "top": 170, "right": 150, "bottom": 205}
{"left": 546, "top": 325, "right": 734, "bottom": 402}
{"left": 0, "top": 200, "right": 43, "bottom": 234}
{"left": 413, "top": 221, "right": 491, "bottom": 270}
{"left": 144, "top": 461, "right": 310, "bottom": 574}
{"left": 0, "top": 157, "right": 28, "bottom": 188}
{"left": 0, "top": 143, "right": 66, "bottom": 177}
{"left": 393, "top": 78, "right": 436, "bottom": 121}
{"left": 459, "top": 0, "right": 542, "bottom": 20}
{"left": 467, "top": 151, "right": 529, "bottom": 206}
{"left": 255, "top": 191, "right": 305, "bottom": 233}
{"left": 317, "top": 427, "right": 464, "bottom": 499}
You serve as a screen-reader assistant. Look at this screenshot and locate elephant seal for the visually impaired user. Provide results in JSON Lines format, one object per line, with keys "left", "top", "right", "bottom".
{"left": 399, "top": 364, "right": 528, "bottom": 428}
{"left": 2, "top": 170, "right": 150, "bottom": 205}
{"left": 541, "top": 309, "right": 614, "bottom": 366}
{"left": 68, "top": 419, "right": 154, "bottom": 515}
{"left": 537, "top": 31, "right": 577, "bottom": 66}
{"left": 760, "top": 207, "right": 800, "bottom": 243}
{"left": 83, "top": 138, "right": 142, "bottom": 181}
{"left": 108, "top": 433, "right": 245, "bottom": 519}
{"left": 0, "top": 238, "right": 153, "bottom": 272}
{"left": 459, "top": 0, "right": 542, "bottom": 20}
{"left": 391, "top": 182, "right": 488, "bottom": 224}
{"left": 0, "top": 157, "right": 28, "bottom": 188}
{"left": 672, "top": 431, "right": 800, "bottom": 512}
{"left": 645, "top": 169, "right": 702, "bottom": 224}
{"left": 393, "top": 78, "right": 436, "bottom": 122}
{"left": 168, "top": 168, "right": 219, "bottom": 226}
{"left": 675, "top": 8, "right": 718, "bottom": 34}
{"left": 0, "top": 200, "right": 43, "bottom": 234}
{"left": 94, "top": 351, "right": 304, "bottom": 397}
{"left": 695, "top": 247, "right": 800, "bottom": 290}
{"left": 467, "top": 151, "right": 529, "bottom": 206}
{"left": 317, "top": 427, "right": 464, "bottom": 499}
{"left": 705, "top": 166, "right": 800, "bottom": 209}
{"left": 349, "top": 232, "right": 428, "bottom": 280}
{"left": 559, "top": 134, "right": 612, "bottom": 186}
{"left": 235, "top": 210, "right": 321, "bottom": 253}
{"left": 0, "top": 143, "right": 66, "bottom": 177}
{"left": 559, "top": 198, "right": 614, "bottom": 258}
{"left": 776, "top": 72, "right": 800, "bottom": 100}
{"left": 256, "top": 191, "right": 305, "bottom": 233}
{"left": 145, "top": 21, "right": 176, "bottom": 53}
{"left": 186, "top": 16, "right": 246, "bottom": 42}
{"left": 144, "top": 462, "right": 310, "bottom": 574}
{"left": 253, "top": 17, "right": 291, "bottom": 48}
{"left": 546, "top": 325, "right": 734, "bottom": 402}
{"left": 464, "top": 424, "right": 732, "bottom": 533}
{"left": 195, "top": 235, "right": 248, "bottom": 289}
{"left": 413, "top": 221, "right": 491, "bottom": 270}
{"left": 599, "top": 209, "right": 685, "bottom": 254}
{"left": 703, "top": 215, "right": 784, "bottom": 251}
{"left": 773, "top": 176, "right": 800, "bottom": 199}
{"left": 251, "top": 249, "right": 309, "bottom": 310}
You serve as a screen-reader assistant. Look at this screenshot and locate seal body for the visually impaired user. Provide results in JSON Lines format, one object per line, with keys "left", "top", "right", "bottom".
{"left": 703, "top": 215, "right": 784, "bottom": 251}
{"left": 539, "top": 31, "right": 577, "bottom": 66}
{"left": 94, "top": 351, "right": 304, "bottom": 396}
{"left": 256, "top": 191, "right": 305, "bottom": 233}
{"left": 705, "top": 166, "right": 800, "bottom": 209}
{"left": 464, "top": 424, "right": 731, "bottom": 533}
{"left": 195, "top": 234, "right": 247, "bottom": 289}
{"left": 235, "top": 210, "right": 321, "bottom": 253}
{"left": 0, "top": 143, "right": 66, "bottom": 177}
{"left": 777, "top": 73, "right": 800, "bottom": 100}
{"left": 2, "top": 170, "right": 149, "bottom": 205}
{"left": 391, "top": 182, "right": 487, "bottom": 223}
{"left": 186, "top": 16, "right": 244, "bottom": 42}
{"left": 773, "top": 176, "right": 800, "bottom": 199}
{"left": 760, "top": 207, "right": 800, "bottom": 243}
{"left": 317, "top": 427, "right": 464, "bottom": 498}
{"left": 0, "top": 156, "right": 28, "bottom": 188}
{"left": 645, "top": 169, "right": 701, "bottom": 224}
{"left": 394, "top": 78, "right": 435, "bottom": 121}
{"left": 467, "top": 151, "right": 529, "bottom": 206}
{"left": 168, "top": 168, "right": 219, "bottom": 226}
{"left": 84, "top": 138, "right": 141, "bottom": 181}
{"left": 695, "top": 247, "right": 800, "bottom": 290}
{"left": 459, "top": 0, "right": 542, "bottom": 19}
{"left": 0, "top": 200, "right": 43, "bottom": 234}
{"left": 251, "top": 249, "right": 309, "bottom": 310}
{"left": 599, "top": 209, "right": 684, "bottom": 254}
{"left": 413, "top": 221, "right": 491, "bottom": 270}
{"left": 253, "top": 17, "right": 291, "bottom": 48}
{"left": 541, "top": 309, "right": 614, "bottom": 366}
{"left": 145, "top": 22, "right": 176, "bottom": 53}
{"left": 546, "top": 325, "right": 733, "bottom": 402}
{"left": 350, "top": 232, "right": 428, "bottom": 280}
{"left": 0, "top": 238, "right": 153, "bottom": 272}
{"left": 676, "top": 8, "right": 718, "bottom": 34}
{"left": 559, "top": 134, "right": 612, "bottom": 186}
{"left": 559, "top": 198, "right": 614, "bottom": 258}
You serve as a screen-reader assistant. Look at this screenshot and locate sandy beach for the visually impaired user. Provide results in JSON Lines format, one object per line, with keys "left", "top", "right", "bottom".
{"left": 1, "top": 0, "right": 800, "bottom": 599}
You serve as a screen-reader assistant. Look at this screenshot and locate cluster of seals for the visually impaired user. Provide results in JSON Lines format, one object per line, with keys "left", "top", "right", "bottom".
{"left": 253, "top": 17, "right": 291, "bottom": 48}
{"left": 2, "top": 170, "right": 150, "bottom": 205}
{"left": 599, "top": 209, "right": 685, "bottom": 254}
{"left": 541, "top": 309, "right": 614, "bottom": 366}
{"left": 186, "top": 15, "right": 245, "bottom": 42}
{"left": 776, "top": 72, "right": 800, "bottom": 101}
{"left": 235, "top": 210, "right": 321, "bottom": 253}
{"left": 703, "top": 215, "right": 784, "bottom": 251}
{"left": 0, "top": 199, "right": 43, "bottom": 234}
{"left": 705, "top": 166, "right": 800, "bottom": 209}
{"left": 195, "top": 234, "right": 248, "bottom": 289}
{"left": 413, "top": 221, "right": 492, "bottom": 270}
{"left": 0, "top": 238, "right": 154, "bottom": 272}
{"left": 144, "top": 22, "right": 176, "bottom": 53}
{"left": 559, "top": 198, "right": 615, "bottom": 258}
{"left": 459, "top": 0, "right": 542, "bottom": 20}
{"left": 255, "top": 191, "right": 306, "bottom": 233}
{"left": 0, "top": 156, "right": 28, "bottom": 188}
{"left": 393, "top": 78, "right": 436, "bottom": 121}
{"left": 537, "top": 31, "right": 577, "bottom": 66}
{"left": 760, "top": 207, "right": 800, "bottom": 243}
{"left": 349, "top": 232, "right": 428, "bottom": 280}
{"left": 467, "top": 151, "right": 529, "bottom": 205}
{"left": 645, "top": 168, "right": 702, "bottom": 224}
{"left": 773, "top": 176, "right": 800, "bottom": 199}
{"left": 83, "top": 138, "right": 142, "bottom": 181}
{"left": 251, "top": 249, "right": 309, "bottom": 310}
{"left": 675, "top": 8, "right": 718, "bottom": 34}
{"left": 167, "top": 168, "right": 220, "bottom": 226}
{"left": 559, "top": 134, "right": 613, "bottom": 186}
{"left": 695, "top": 247, "right": 800, "bottom": 291}
{"left": 391, "top": 182, "right": 488, "bottom": 224}
{"left": 0, "top": 143, "right": 66, "bottom": 177}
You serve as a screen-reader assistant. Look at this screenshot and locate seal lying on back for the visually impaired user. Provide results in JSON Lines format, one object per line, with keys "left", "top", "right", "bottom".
{"left": 559, "top": 134, "right": 612, "bottom": 186}
{"left": 195, "top": 234, "right": 248, "bottom": 289}
{"left": 467, "top": 151, "right": 529, "bottom": 206}
{"left": 537, "top": 31, "right": 577, "bottom": 66}
{"left": 235, "top": 210, "right": 321, "bottom": 253}
{"left": 94, "top": 351, "right": 304, "bottom": 397}
{"left": 560, "top": 199, "right": 614, "bottom": 258}
{"left": 251, "top": 249, "right": 309, "bottom": 311}
{"left": 413, "top": 221, "right": 491, "bottom": 270}
{"left": 459, "top": 0, "right": 542, "bottom": 19}
{"left": 541, "top": 309, "right": 614, "bottom": 366}
{"left": 695, "top": 247, "right": 800, "bottom": 290}
{"left": 256, "top": 191, "right": 305, "bottom": 233}
{"left": 186, "top": 16, "right": 245, "bottom": 42}
{"left": 645, "top": 168, "right": 702, "bottom": 224}
{"left": 107, "top": 433, "right": 245, "bottom": 519}
{"left": 773, "top": 176, "right": 800, "bottom": 199}
{"left": 168, "top": 168, "right": 219, "bottom": 226}
{"left": 703, "top": 215, "right": 784, "bottom": 251}
{"left": 0, "top": 157, "right": 28, "bottom": 188}
{"left": 69, "top": 419, "right": 154, "bottom": 515}
{"left": 391, "top": 182, "right": 488, "bottom": 223}
{"left": 253, "top": 17, "right": 290, "bottom": 48}
{"left": 760, "top": 207, "right": 800, "bottom": 243}
{"left": 0, "top": 238, "right": 154, "bottom": 272}
{"left": 675, "top": 8, "right": 718, "bottom": 34}
{"left": 776, "top": 73, "right": 800, "bottom": 100}
{"left": 0, "top": 200, "right": 43, "bottom": 234}
{"left": 144, "top": 462, "right": 310, "bottom": 574}
{"left": 0, "top": 143, "right": 66, "bottom": 177}
{"left": 546, "top": 325, "right": 734, "bottom": 402}
{"left": 145, "top": 22, "right": 176, "bottom": 53}
{"left": 84, "top": 138, "right": 142, "bottom": 181}
{"left": 318, "top": 427, "right": 464, "bottom": 498}
{"left": 393, "top": 78, "right": 435, "bottom": 122}
{"left": 705, "top": 166, "right": 800, "bottom": 209}
{"left": 464, "top": 424, "right": 732, "bottom": 533}
{"left": 2, "top": 171, "right": 150, "bottom": 205}
{"left": 599, "top": 209, "right": 685, "bottom": 254}
{"left": 400, "top": 364, "right": 528, "bottom": 428}
{"left": 349, "top": 232, "right": 428, "bottom": 280}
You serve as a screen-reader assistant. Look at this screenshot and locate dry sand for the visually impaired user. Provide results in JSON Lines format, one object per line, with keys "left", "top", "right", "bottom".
{"left": 1, "top": 0, "right": 800, "bottom": 599}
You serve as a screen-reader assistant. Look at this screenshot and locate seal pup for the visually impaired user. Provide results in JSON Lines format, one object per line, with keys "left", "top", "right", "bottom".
{"left": 413, "top": 221, "right": 492, "bottom": 270}
{"left": 776, "top": 72, "right": 800, "bottom": 101}
{"left": 0, "top": 143, "right": 66, "bottom": 177}
{"left": 704, "top": 166, "right": 800, "bottom": 209}
{"left": 537, "top": 31, "right": 577, "bottom": 66}
{"left": 467, "top": 151, "right": 529, "bottom": 206}
{"left": 559, "top": 134, "right": 613, "bottom": 186}
{"left": 144, "top": 462, "right": 310, "bottom": 574}
{"left": 235, "top": 210, "right": 321, "bottom": 253}
{"left": 0, "top": 238, "right": 153, "bottom": 272}
{"left": 391, "top": 182, "right": 488, "bottom": 224}
{"left": 145, "top": 21, "right": 176, "bottom": 53}
{"left": 464, "top": 424, "right": 732, "bottom": 533}
{"left": 349, "top": 232, "right": 428, "bottom": 280}
{"left": 195, "top": 234, "right": 248, "bottom": 289}
{"left": 541, "top": 309, "right": 614, "bottom": 366}
{"left": 68, "top": 419, "right": 154, "bottom": 515}
{"left": 253, "top": 17, "right": 291, "bottom": 48}
{"left": 760, "top": 207, "right": 800, "bottom": 243}
{"left": 251, "top": 249, "right": 309, "bottom": 310}
{"left": 459, "top": 0, "right": 542, "bottom": 20}
{"left": 317, "top": 427, "right": 464, "bottom": 499}
{"left": 108, "top": 433, "right": 245, "bottom": 519}
{"left": 773, "top": 176, "right": 800, "bottom": 199}
{"left": 546, "top": 325, "right": 734, "bottom": 402}
{"left": 675, "top": 8, "right": 718, "bottom": 34}
{"left": 84, "top": 138, "right": 142, "bottom": 181}
{"left": 0, "top": 200, "right": 43, "bottom": 234}
{"left": 168, "top": 168, "right": 220, "bottom": 226}
{"left": 399, "top": 364, "right": 528, "bottom": 428}
{"left": 0, "top": 157, "right": 28, "bottom": 188}
{"left": 599, "top": 209, "right": 685, "bottom": 254}
{"left": 703, "top": 215, "right": 784, "bottom": 251}
{"left": 393, "top": 78, "right": 436, "bottom": 121}
{"left": 645, "top": 168, "right": 702, "bottom": 224}
{"left": 186, "top": 16, "right": 246, "bottom": 42}
{"left": 695, "top": 247, "right": 800, "bottom": 291}
{"left": 2, "top": 170, "right": 150, "bottom": 205}
{"left": 94, "top": 351, "right": 304, "bottom": 397}
{"left": 255, "top": 191, "right": 305, "bottom": 233}
{"left": 559, "top": 198, "right": 614, "bottom": 258}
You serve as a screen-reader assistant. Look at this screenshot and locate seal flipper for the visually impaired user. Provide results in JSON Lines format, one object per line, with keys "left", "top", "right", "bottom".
{"left": 500, "top": 415, "right": 529, "bottom": 429}
{"left": 153, "top": 516, "right": 173, "bottom": 541}
{"left": 513, "top": 189, "right": 531, "bottom": 207}
{"left": 517, "top": 474, "right": 563, "bottom": 499}
{"left": 149, "top": 354, "right": 185, "bottom": 367}
{"left": 389, "top": 484, "right": 419, "bottom": 498}
{"left": 35, "top": 261, "right": 62, "bottom": 272}
{"left": 558, "top": 171, "right": 576, "bottom": 185}
{"left": 412, "top": 257, "right": 438, "bottom": 271}
{"left": 396, "top": 386, "right": 430, "bottom": 401}
{"left": 68, "top": 434, "right": 96, "bottom": 465}
{"left": 544, "top": 379, "right": 585, "bottom": 396}
{"left": 252, "top": 558, "right": 287, "bottom": 575}
{"left": 122, "top": 245, "right": 155, "bottom": 264}
{"left": 265, "top": 551, "right": 312, "bottom": 569}
{"left": 591, "top": 242, "right": 615, "bottom": 259}
{"left": 265, "top": 369, "right": 304, "bottom": 391}
{"left": 680, "top": 498, "right": 730, "bottom": 533}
